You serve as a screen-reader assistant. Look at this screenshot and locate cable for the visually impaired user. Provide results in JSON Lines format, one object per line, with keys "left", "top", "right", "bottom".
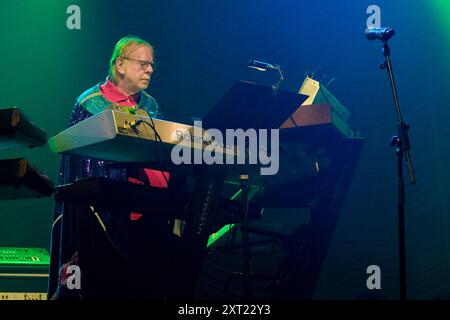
{"left": 88, "top": 206, "right": 128, "bottom": 259}
{"left": 133, "top": 112, "right": 193, "bottom": 198}
{"left": 133, "top": 117, "right": 171, "bottom": 187}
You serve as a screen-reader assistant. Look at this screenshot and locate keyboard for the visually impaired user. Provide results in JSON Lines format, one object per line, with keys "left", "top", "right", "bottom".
{"left": 0, "top": 247, "right": 50, "bottom": 266}
{"left": 0, "top": 158, "right": 54, "bottom": 199}
{"left": 0, "top": 107, "right": 47, "bottom": 150}
{"left": 48, "top": 109, "right": 237, "bottom": 163}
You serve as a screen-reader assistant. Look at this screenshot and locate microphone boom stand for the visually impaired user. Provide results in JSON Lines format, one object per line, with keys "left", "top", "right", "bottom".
{"left": 272, "top": 65, "right": 285, "bottom": 93}
{"left": 379, "top": 40, "right": 416, "bottom": 301}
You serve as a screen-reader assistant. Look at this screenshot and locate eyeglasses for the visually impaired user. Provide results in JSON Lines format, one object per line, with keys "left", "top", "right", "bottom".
{"left": 121, "top": 56, "right": 156, "bottom": 70}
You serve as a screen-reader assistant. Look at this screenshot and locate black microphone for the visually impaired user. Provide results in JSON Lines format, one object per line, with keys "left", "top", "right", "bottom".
{"left": 365, "top": 27, "right": 395, "bottom": 41}
{"left": 248, "top": 59, "right": 279, "bottom": 71}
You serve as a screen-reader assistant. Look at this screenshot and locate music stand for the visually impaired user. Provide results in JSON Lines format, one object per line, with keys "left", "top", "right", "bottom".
{"left": 202, "top": 80, "right": 308, "bottom": 298}
{"left": 203, "top": 80, "right": 308, "bottom": 132}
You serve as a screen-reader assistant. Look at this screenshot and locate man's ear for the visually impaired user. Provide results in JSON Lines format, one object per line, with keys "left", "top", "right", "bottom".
{"left": 116, "top": 58, "right": 126, "bottom": 75}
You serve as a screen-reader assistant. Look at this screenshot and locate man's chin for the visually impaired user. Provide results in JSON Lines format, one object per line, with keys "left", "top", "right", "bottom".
{"left": 137, "top": 84, "right": 149, "bottom": 91}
